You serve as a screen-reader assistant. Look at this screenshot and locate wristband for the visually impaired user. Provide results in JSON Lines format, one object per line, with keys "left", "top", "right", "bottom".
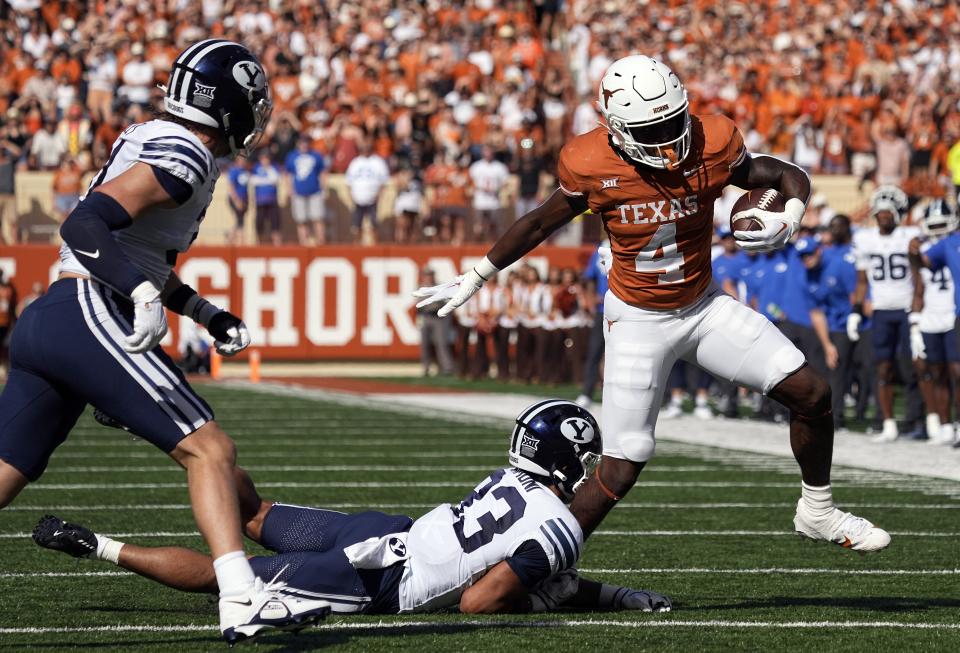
{"left": 784, "top": 197, "right": 806, "bottom": 228}
{"left": 166, "top": 284, "right": 221, "bottom": 326}
{"left": 908, "top": 312, "right": 922, "bottom": 325}
{"left": 473, "top": 256, "right": 500, "bottom": 282}
{"left": 852, "top": 303, "right": 864, "bottom": 317}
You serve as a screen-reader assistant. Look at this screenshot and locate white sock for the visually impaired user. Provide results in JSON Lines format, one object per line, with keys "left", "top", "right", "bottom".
{"left": 801, "top": 482, "right": 834, "bottom": 521}
{"left": 695, "top": 395, "right": 708, "bottom": 407}
{"left": 670, "top": 395, "right": 682, "bottom": 407}
{"left": 213, "top": 551, "right": 256, "bottom": 597}
{"left": 94, "top": 535, "right": 124, "bottom": 565}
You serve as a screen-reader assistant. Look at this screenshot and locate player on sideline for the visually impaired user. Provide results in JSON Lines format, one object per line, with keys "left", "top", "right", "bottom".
{"left": 0, "top": 40, "right": 330, "bottom": 644}
{"left": 34, "top": 401, "right": 671, "bottom": 616}
{"left": 848, "top": 186, "right": 922, "bottom": 443}
{"left": 414, "top": 55, "right": 890, "bottom": 552}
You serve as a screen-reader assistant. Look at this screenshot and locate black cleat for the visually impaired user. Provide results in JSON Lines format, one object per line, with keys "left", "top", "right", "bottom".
{"left": 32, "top": 514, "right": 98, "bottom": 559}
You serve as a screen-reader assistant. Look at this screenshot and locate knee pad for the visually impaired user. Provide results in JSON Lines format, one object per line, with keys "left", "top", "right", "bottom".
{"left": 614, "top": 431, "right": 656, "bottom": 463}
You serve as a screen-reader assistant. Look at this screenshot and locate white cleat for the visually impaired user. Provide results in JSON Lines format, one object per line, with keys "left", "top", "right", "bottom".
{"left": 793, "top": 500, "right": 891, "bottom": 552}
{"left": 871, "top": 418, "right": 899, "bottom": 443}
{"left": 220, "top": 573, "right": 331, "bottom": 646}
{"left": 693, "top": 404, "right": 713, "bottom": 420}
{"left": 929, "top": 423, "right": 956, "bottom": 446}
{"left": 661, "top": 403, "right": 683, "bottom": 419}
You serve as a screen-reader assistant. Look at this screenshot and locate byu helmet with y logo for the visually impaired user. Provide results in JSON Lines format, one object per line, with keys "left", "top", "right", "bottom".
{"left": 597, "top": 55, "right": 691, "bottom": 170}
{"left": 869, "top": 185, "right": 909, "bottom": 224}
{"left": 161, "top": 39, "right": 272, "bottom": 158}
{"left": 919, "top": 199, "right": 958, "bottom": 238}
{"left": 508, "top": 400, "right": 602, "bottom": 501}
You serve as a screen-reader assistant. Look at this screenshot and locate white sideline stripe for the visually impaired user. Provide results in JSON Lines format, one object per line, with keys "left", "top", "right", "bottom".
{"left": 578, "top": 567, "right": 960, "bottom": 576}
{"left": 4, "top": 529, "right": 957, "bottom": 539}
{"left": 8, "top": 502, "right": 958, "bottom": 513}
{"left": 25, "top": 481, "right": 807, "bottom": 490}
{"left": 2, "top": 619, "right": 959, "bottom": 635}
{"left": 5, "top": 568, "right": 959, "bottom": 580}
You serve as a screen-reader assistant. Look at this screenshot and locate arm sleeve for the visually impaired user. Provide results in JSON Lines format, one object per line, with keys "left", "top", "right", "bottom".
{"left": 505, "top": 539, "right": 553, "bottom": 588}
{"left": 512, "top": 517, "right": 582, "bottom": 577}
{"left": 151, "top": 166, "right": 193, "bottom": 205}
{"left": 723, "top": 124, "right": 748, "bottom": 171}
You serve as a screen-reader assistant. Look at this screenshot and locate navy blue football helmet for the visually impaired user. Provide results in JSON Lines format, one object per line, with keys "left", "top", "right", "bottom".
{"left": 161, "top": 39, "right": 272, "bottom": 157}
{"left": 920, "top": 199, "right": 958, "bottom": 238}
{"left": 508, "top": 400, "right": 602, "bottom": 501}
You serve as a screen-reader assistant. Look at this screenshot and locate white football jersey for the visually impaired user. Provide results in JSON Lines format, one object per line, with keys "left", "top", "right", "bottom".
{"left": 920, "top": 240, "right": 956, "bottom": 333}
{"left": 60, "top": 119, "right": 219, "bottom": 290}
{"left": 398, "top": 467, "right": 582, "bottom": 613}
{"left": 852, "top": 225, "right": 920, "bottom": 311}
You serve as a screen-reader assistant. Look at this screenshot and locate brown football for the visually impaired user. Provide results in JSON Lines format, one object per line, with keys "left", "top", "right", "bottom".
{"left": 730, "top": 188, "right": 786, "bottom": 232}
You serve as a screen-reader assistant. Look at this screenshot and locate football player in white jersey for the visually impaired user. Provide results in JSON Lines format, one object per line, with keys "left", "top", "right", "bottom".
{"left": 0, "top": 40, "right": 331, "bottom": 643}
{"left": 33, "top": 401, "right": 671, "bottom": 616}
{"left": 909, "top": 199, "right": 960, "bottom": 445}
{"left": 848, "top": 186, "right": 922, "bottom": 443}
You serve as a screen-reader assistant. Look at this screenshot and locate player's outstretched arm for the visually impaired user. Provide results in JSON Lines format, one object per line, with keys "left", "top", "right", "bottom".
{"left": 413, "top": 189, "right": 587, "bottom": 317}
{"left": 563, "top": 575, "right": 672, "bottom": 613}
{"left": 164, "top": 271, "right": 251, "bottom": 356}
{"left": 459, "top": 560, "right": 532, "bottom": 613}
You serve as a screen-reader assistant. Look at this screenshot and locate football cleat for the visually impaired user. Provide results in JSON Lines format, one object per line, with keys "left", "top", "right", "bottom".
{"left": 693, "top": 404, "right": 713, "bottom": 420}
{"left": 870, "top": 418, "right": 899, "bottom": 444}
{"left": 928, "top": 423, "right": 956, "bottom": 446}
{"left": 32, "top": 514, "right": 98, "bottom": 558}
{"left": 793, "top": 500, "right": 891, "bottom": 552}
{"left": 661, "top": 403, "right": 683, "bottom": 419}
{"left": 220, "top": 572, "right": 331, "bottom": 645}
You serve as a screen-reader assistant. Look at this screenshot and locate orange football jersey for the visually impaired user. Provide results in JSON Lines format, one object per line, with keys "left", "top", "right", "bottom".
{"left": 558, "top": 114, "right": 746, "bottom": 310}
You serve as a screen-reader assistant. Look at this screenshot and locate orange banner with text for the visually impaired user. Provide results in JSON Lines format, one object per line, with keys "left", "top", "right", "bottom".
{"left": 0, "top": 245, "right": 594, "bottom": 360}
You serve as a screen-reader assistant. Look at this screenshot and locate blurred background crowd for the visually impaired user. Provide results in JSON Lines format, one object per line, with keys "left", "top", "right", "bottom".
{"left": 1, "top": 0, "right": 960, "bottom": 245}
{"left": 2, "top": 0, "right": 960, "bottom": 443}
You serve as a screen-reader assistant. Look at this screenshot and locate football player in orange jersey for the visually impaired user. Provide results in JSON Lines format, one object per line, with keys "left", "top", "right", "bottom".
{"left": 415, "top": 55, "right": 891, "bottom": 553}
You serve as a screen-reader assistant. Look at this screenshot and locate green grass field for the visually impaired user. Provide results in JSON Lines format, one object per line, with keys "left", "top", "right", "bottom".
{"left": 1, "top": 384, "right": 958, "bottom": 651}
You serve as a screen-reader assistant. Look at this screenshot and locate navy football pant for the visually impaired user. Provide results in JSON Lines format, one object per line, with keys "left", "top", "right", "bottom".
{"left": 0, "top": 278, "right": 213, "bottom": 480}
{"left": 249, "top": 503, "right": 413, "bottom": 614}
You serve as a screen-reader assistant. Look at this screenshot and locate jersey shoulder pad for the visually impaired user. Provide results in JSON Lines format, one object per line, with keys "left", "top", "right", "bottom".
{"left": 134, "top": 120, "right": 217, "bottom": 188}
{"left": 557, "top": 128, "right": 618, "bottom": 197}
{"left": 697, "top": 113, "right": 745, "bottom": 168}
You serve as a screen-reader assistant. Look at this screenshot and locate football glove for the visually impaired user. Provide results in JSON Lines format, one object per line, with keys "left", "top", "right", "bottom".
{"left": 412, "top": 257, "right": 499, "bottom": 318}
{"left": 529, "top": 569, "right": 580, "bottom": 613}
{"left": 123, "top": 281, "right": 167, "bottom": 354}
{"left": 619, "top": 588, "right": 673, "bottom": 612}
{"left": 207, "top": 311, "right": 251, "bottom": 357}
{"left": 846, "top": 312, "right": 862, "bottom": 342}
{"left": 909, "top": 313, "right": 925, "bottom": 360}
{"left": 734, "top": 198, "right": 806, "bottom": 253}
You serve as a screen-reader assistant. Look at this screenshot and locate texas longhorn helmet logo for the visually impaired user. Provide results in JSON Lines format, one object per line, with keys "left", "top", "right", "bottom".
{"left": 601, "top": 83, "right": 624, "bottom": 109}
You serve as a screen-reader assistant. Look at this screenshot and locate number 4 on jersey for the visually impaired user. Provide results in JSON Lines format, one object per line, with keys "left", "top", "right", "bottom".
{"left": 635, "top": 223, "right": 685, "bottom": 284}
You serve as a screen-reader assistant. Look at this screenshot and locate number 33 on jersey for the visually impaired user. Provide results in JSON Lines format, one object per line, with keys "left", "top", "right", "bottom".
{"left": 557, "top": 114, "right": 746, "bottom": 309}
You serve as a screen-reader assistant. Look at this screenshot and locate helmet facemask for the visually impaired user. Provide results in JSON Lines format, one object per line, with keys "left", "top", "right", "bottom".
{"left": 224, "top": 90, "right": 272, "bottom": 158}
{"left": 607, "top": 104, "right": 692, "bottom": 170}
{"left": 921, "top": 201, "right": 959, "bottom": 237}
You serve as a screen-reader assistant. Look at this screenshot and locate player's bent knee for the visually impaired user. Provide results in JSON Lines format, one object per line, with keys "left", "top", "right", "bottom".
{"left": 0, "top": 460, "right": 29, "bottom": 509}
{"left": 172, "top": 422, "right": 237, "bottom": 467}
{"left": 616, "top": 432, "right": 656, "bottom": 464}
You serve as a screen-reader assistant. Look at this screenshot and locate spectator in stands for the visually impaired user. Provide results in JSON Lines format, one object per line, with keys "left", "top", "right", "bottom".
{"left": 29, "top": 120, "right": 65, "bottom": 171}
{"left": 576, "top": 243, "right": 608, "bottom": 409}
{"left": 424, "top": 152, "right": 470, "bottom": 245}
{"left": 251, "top": 150, "right": 282, "bottom": 246}
{"left": 84, "top": 43, "right": 118, "bottom": 122}
{"left": 50, "top": 155, "right": 82, "bottom": 225}
{"left": 345, "top": 139, "right": 390, "bottom": 244}
{"left": 226, "top": 159, "right": 252, "bottom": 246}
{"left": 119, "top": 42, "right": 153, "bottom": 108}
{"left": 872, "top": 110, "right": 911, "bottom": 187}
{"left": 948, "top": 138, "right": 960, "bottom": 201}
{"left": 0, "top": 136, "right": 18, "bottom": 244}
{"left": 284, "top": 135, "right": 328, "bottom": 246}
{"left": 417, "top": 267, "right": 454, "bottom": 378}
{"left": 15, "top": 281, "right": 44, "bottom": 319}
{"left": 392, "top": 170, "right": 423, "bottom": 244}
{"left": 468, "top": 145, "right": 510, "bottom": 242}
{"left": 514, "top": 138, "right": 544, "bottom": 218}
{"left": 495, "top": 270, "right": 519, "bottom": 381}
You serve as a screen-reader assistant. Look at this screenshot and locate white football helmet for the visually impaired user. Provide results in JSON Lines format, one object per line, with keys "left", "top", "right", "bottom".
{"left": 869, "top": 185, "right": 909, "bottom": 224}
{"left": 597, "top": 55, "right": 691, "bottom": 169}
{"left": 919, "top": 199, "right": 958, "bottom": 237}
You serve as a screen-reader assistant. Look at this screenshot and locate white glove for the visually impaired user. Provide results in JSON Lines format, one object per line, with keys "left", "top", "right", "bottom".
{"left": 909, "top": 313, "right": 925, "bottom": 360}
{"left": 529, "top": 569, "right": 580, "bottom": 612}
{"left": 620, "top": 588, "right": 673, "bottom": 613}
{"left": 733, "top": 197, "right": 805, "bottom": 253}
{"left": 207, "top": 311, "right": 251, "bottom": 357}
{"left": 123, "top": 281, "right": 167, "bottom": 354}
{"left": 412, "top": 257, "right": 499, "bottom": 318}
{"left": 846, "top": 312, "right": 862, "bottom": 342}
{"left": 597, "top": 246, "right": 612, "bottom": 275}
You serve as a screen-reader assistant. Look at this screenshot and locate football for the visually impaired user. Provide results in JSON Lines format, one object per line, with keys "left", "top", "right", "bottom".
{"left": 730, "top": 188, "right": 786, "bottom": 232}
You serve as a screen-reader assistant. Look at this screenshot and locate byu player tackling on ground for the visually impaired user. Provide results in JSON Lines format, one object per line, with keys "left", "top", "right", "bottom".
{"left": 416, "top": 55, "right": 890, "bottom": 553}
{"left": 34, "top": 401, "right": 671, "bottom": 616}
{"left": 848, "top": 186, "right": 921, "bottom": 443}
{"left": 0, "top": 40, "right": 330, "bottom": 643}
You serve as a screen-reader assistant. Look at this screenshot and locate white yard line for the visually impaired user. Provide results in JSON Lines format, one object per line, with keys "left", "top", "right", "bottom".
{"left": 37, "top": 465, "right": 720, "bottom": 474}
{"left": 24, "top": 481, "right": 816, "bottom": 491}
{"left": 2, "top": 619, "right": 959, "bottom": 635}
{"left": 3, "top": 529, "right": 956, "bottom": 539}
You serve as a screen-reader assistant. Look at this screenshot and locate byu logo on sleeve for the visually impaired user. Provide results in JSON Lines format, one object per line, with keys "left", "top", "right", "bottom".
{"left": 233, "top": 61, "right": 265, "bottom": 92}
{"left": 560, "top": 417, "right": 595, "bottom": 443}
